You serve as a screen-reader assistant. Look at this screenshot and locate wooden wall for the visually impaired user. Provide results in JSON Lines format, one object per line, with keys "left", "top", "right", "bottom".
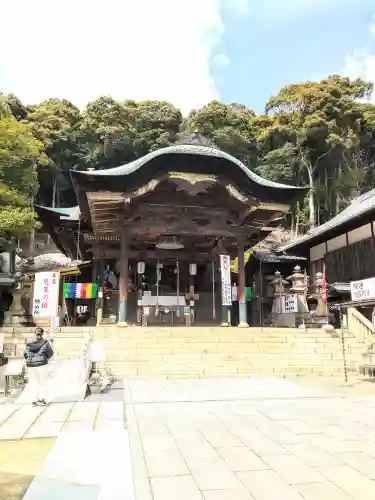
{"left": 325, "top": 236, "right": 375, "bottom": 283}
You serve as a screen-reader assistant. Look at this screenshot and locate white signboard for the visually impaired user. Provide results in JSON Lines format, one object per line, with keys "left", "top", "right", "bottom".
{"left": 220, "top": 255, "right": 232, "bottom": 306}
{"left": 32, "top": 271, "right": 60, "bottom": 318}
{"left": 350, "top": 277, "right": 375, "bottom": 302}
{"left": 137, "top": 261, "right": 145, "bottom": 274}
{"left": 282, "top": 294, "right": 298, "bottom": 314}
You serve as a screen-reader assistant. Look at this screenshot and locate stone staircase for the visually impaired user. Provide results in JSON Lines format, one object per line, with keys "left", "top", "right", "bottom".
{"left": 77, "top": 326, "right": 364, "bottom": 378}
{"left": 1, "top": 325, "right": 366, "bottom": 379}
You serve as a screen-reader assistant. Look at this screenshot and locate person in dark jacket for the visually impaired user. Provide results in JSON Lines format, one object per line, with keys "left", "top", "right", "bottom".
{"left": 24, "top": 327, "right": 54, "bottom": 407}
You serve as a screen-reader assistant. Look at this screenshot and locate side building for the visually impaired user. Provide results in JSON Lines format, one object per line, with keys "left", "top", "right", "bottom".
{"left": 279, "top": 188, "right": 375, "bottom": 301}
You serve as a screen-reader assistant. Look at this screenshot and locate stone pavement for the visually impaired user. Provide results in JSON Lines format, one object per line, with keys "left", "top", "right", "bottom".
{"left": 0, "top": 400, "right": 133, "bottom": 499}
{"left": 2, "top": 377, "right": 375, "bottom": 499}
{"left": 16, "top": 359, "right": 90, "bottom": 404}
{"left": 124, "top": 377, "right": 375, "bottom": 500}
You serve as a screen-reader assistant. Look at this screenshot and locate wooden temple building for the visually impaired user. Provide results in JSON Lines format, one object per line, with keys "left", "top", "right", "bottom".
{"left": 35, "top": 134, "right": 308, "bottom": 327}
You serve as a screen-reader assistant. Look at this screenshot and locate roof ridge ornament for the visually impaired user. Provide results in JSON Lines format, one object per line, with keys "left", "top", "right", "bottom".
{"left": 177, "top": 131, "right": 218, "bottom": 149}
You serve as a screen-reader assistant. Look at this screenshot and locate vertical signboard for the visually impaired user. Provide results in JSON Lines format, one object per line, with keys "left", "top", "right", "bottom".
{"left": 32, "top": 271, "right": 60, "bottom": 319}
{"left": 220, "top": 255, "right": 232, "bottom": 306}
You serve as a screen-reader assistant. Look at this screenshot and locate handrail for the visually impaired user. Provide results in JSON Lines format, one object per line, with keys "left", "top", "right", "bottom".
{"left": 347, "top": 307, "right": 374, "bottom": 345}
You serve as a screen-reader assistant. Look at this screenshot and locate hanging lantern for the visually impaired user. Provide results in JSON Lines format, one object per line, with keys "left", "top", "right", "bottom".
{"left": 156, "top": 236, "right": 184, "bottom": 250}
{"left": 189, "top": 263, "right": 197, "bottom": 275}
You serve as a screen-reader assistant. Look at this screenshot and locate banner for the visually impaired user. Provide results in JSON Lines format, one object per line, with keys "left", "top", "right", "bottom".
{"left": 64, "top": 282, "right": 99, "bottom": 299}
{"left": 321, "top": 263, "right": 327, "bottom": 303}
{"left": 220, "top": 255, "right": 232, "bottom": 306}
{"left": 32, "top": 271, "right": 60, "bottom": 318}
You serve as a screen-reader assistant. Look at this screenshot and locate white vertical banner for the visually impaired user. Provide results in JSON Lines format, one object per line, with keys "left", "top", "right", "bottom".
{"left": 32, "top": 271, "right": 60, "bottom": 318}
{"left": 220, "top": 255, "right": 232, "bottom": 306}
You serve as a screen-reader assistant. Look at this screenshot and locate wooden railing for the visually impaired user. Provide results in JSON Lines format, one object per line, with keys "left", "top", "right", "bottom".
{"left": 347, "top": 307, "right": 374, "bottom": 345}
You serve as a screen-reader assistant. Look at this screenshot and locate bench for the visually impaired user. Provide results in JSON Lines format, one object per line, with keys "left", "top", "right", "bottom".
{"left": 4, "top": 358, "right": 25, "bottom": 395}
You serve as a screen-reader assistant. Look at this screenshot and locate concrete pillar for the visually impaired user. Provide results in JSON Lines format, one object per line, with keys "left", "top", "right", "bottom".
{"left": 117, "top": 233, "right": 129, "bottom": 327}
{"left": 238, "top": 237, "right": 248, "bottom": 327}
{"left": 220, "top": 305, "right": 230, "bottom": 327}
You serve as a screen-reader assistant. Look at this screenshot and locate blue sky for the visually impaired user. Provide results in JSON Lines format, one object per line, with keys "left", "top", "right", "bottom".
{"left": 0, "top": 0, "right": 375, "bottom": 115}
{"left": 214, "top": 0, "right": 375, "bottom": 113}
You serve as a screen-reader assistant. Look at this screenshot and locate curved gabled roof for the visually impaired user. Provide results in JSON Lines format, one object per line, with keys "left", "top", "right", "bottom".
{"left": 70, "top": 144, "right": 308, "bottom": 204}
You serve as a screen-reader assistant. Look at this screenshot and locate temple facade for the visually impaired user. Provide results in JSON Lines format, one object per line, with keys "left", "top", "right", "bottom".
{"left": 35, "top": 135, "right": 307, "bottom": 327}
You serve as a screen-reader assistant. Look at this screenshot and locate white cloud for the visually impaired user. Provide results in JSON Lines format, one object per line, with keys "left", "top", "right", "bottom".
{"left": 0, "top": 0, "right": 248, "bottom": 115}
{"left": 344, "top": 14, "right": 375, "bottom": 100}
{"left": 211, "top": 53, "right": 230, "bottom": 69}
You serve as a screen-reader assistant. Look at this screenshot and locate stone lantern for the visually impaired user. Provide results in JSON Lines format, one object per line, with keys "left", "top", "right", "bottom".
{"left": 270, "top": 271, "right": 288, "bottom": 316}
{"left": 287, "top": 265, "right": 306, "bottom": 295}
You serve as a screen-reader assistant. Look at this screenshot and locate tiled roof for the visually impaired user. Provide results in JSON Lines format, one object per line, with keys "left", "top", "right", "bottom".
{"left": 279, "top": 188, "right": 375, "bottom": 252}
{"left": 72, "top": 144, "right": 306, "bottom": 192}
{"left": 252, "top": 252, "right": 307, "bottom": 263}
{"left": 34, "top": 205, "right": 80, "bottom": 221}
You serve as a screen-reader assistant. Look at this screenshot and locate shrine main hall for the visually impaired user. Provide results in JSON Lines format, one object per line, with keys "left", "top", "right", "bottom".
{"left": 35, "top": 134, "right": 307, "bottom": 327}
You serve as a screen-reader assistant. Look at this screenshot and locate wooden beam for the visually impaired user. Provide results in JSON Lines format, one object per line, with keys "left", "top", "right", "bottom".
{"left": 90, "top": 247, "right": 213, "bottom": 261}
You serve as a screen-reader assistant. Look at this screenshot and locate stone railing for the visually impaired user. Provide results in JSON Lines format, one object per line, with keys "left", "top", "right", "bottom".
{"left": 347, "top": 307, "right": 374, "bottom": 345}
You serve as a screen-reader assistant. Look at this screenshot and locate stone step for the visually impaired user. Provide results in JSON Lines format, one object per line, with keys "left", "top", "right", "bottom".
{"left": 94, "top": 354, "right": 355, "bottom": 367}
{"left": 101, "top": 361, "right": 355, "bottom": 377}
{"left": 24, "top": 325, "right": 364, "bottom": 379}
{"left": 93, "top": 328, "right": 341, "bottom": 338}
{"left": 83, "top": 342, "right": 361, "bottom": 353}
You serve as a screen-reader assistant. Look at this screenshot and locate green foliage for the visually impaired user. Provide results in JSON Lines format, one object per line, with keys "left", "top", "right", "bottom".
{"left": 79, "top": 97, "right": 182, "bottom": 168}
{"left": 181, "top": 101, "right": 258, "bottom": 164}
{"left": 1, "top": 73, "right": 375, "bottom": 241}
{"left": 0, "top": 99, "right": 43, "bottom": 234}
{"left": 25, "top": 98, "right": 83, "bottom": 206}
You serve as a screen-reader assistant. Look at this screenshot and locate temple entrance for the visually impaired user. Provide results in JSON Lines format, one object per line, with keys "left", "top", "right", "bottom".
{"left": 36, "top": 133, "right": 307, "bottom": 328}
{"left": 99, "top": 258, "right": 221, "bottom": 326}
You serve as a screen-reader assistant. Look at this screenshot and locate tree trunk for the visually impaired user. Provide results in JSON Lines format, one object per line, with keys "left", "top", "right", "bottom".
{"left": 52, "top": 175, "right": 56, "bottom": 208}
{"left": 295, "top": 201, "right": 300, "bottom": 237}
{"left": 29, "top": 195, "right": 35, "bottom": 254}
{"left": 336, "top": 163, "right": 342, "bottom": 215}
{"left": 47, "top": 175, "right": 57, "bottom": 246}
{"left": 307, "top": 167, "right": 316, "bottom": 230}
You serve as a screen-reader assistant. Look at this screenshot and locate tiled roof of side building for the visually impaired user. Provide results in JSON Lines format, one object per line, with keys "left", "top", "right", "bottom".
{"left": 278, "top": 188, "right": 375, "bottom": 252}
{"left": 34, "top": 205, "right": 80, "bottom": 221}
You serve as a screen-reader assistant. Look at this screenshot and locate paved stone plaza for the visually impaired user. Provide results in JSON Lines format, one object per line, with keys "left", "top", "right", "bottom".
{"left": 2, "top": 377, "right": 375, "bottom": 498}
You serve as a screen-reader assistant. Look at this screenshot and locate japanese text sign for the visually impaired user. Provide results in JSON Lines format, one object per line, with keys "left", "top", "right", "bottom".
{"left": 220, "top": 255, "right": 232, "bottom": 306}
{"left": 32, "top": 271, "right": 60, "bottom": 318}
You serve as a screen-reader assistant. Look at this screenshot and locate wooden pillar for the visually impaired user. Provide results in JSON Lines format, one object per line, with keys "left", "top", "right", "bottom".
{"left": 117, "top": 233, "right": 129, "bottom": 327}
{"left": 238, "top": 237, "right": 248, "bottom": 327}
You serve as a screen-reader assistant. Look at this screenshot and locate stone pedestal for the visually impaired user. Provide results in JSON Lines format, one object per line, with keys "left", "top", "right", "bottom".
{"left": 5, "top": 288, "right": 27, "bottom": 325}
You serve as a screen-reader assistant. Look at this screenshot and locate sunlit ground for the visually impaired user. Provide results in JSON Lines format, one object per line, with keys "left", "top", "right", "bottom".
{"left": 0, "top": 438, "right": 55, "bottom": 500}
{"left": 286, "top": 375, "right": 375, "bottom": 398}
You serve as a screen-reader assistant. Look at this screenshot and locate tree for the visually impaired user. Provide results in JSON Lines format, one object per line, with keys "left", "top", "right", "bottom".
{"left": 25, "top": 98, "right": 83, "bottom": 207}
{"left": 257, "top": 75, "right": 375, "bottom": 231}
{"left": 0, "top": 98, "right": 44, "bottom": 235}
{"left": 181, "top": 101, "right": 259, "bottom": 165}
{"left": 79, "top": 97, "right": 182, "bottom": 169}
{"left": 126, "top": 100, "right": 182, "bottom": 157}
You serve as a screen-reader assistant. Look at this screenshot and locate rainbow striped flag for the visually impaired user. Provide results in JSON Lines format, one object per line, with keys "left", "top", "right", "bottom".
{"left": 64, "top": 283, "right": 99, "bottom": 299}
